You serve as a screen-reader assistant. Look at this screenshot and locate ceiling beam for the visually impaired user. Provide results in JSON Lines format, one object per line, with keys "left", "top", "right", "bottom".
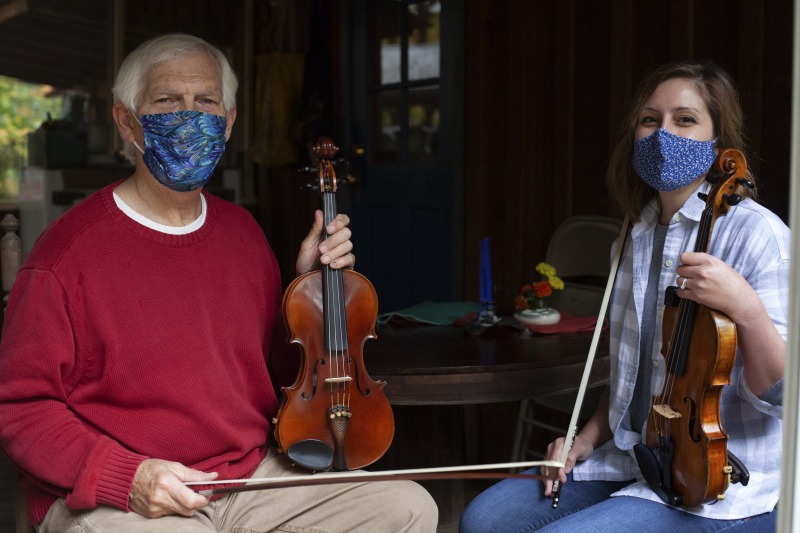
{"left": 0, "top": 0, "right": 28, "bottom": 24}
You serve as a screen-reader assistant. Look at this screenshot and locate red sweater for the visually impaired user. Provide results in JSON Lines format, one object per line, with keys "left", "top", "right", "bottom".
{"left": 0, "top": 183, "right": 283, "bottom": 523}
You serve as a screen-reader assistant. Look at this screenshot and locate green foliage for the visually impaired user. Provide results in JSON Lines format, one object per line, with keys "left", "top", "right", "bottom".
{"left": 0, "top": 76, "right": 64, "bottom": 199}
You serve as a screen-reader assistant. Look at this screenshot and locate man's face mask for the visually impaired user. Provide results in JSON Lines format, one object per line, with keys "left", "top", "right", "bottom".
{"left": 631, "top": 128, "right": 716, "bottom": 192}
{"left": 133, "top": 110, "right": 227, "bottom": 192}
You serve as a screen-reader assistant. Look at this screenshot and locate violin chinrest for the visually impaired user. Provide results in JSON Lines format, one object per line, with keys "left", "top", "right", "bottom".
{"left": 287, "top": 438, "right": 335, "bottom": 471}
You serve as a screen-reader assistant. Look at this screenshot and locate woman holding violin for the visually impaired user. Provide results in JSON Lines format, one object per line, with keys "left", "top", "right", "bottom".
{"left": 461, "top": 62, "right": 789, "bottom": 531}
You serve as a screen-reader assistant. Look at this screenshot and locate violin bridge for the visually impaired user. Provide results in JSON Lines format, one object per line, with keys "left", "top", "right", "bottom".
{"left": 324, "top": 376, "right": 352, "bottom": 384}
{"left": 653, "top": 404, "right": 682, "bottom": 419}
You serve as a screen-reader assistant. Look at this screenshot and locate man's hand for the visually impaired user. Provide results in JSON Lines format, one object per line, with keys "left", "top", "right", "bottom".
{"left": 295, "top": 210, "right": 355, "bottom": 276}
{"left": 129, "top": 459, "right": 218, "bottom": 518}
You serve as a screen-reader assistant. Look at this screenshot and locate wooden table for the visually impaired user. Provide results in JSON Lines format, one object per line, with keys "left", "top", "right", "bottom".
{"left": 363, "top": 322, "right": 610, "bottom": 532}
{"left": 366, "top": 322, "right": 610, "bottom": 405}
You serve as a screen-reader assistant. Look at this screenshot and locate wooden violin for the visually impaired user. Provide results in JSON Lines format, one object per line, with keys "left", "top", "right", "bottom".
{"left": 635, "top": 148, "right": 752, "bottom": 507}
{"left": 273, "top": 137, "right": 395, "bottom": 472}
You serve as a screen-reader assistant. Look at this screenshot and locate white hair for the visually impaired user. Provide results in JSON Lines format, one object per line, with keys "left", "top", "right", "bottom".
{"left": 112, "top": 33, "right": 238, "bottom": 163}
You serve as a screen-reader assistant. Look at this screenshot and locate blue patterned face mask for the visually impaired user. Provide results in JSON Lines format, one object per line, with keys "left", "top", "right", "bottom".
{"left": 133, "top": 111, "right": 227, "bottom": 192}
{"left": 631, "top": 128, "right": 716, "bottom": 192}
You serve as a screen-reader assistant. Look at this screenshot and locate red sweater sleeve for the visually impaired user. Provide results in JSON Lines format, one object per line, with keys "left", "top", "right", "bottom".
{"left": 0, "top": 269, "right": 147, "bottom": 512}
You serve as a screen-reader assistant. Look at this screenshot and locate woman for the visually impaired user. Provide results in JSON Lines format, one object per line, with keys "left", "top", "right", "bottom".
{"left": 460, "top": 62, "right": 788, "bottom": 531}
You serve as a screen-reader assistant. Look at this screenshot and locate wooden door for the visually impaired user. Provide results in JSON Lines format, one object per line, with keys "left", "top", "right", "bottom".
{"left": 339, "top": 0, "right": 465, "bottom": 313}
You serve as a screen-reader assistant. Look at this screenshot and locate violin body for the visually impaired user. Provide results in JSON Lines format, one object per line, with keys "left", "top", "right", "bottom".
{"left": 276, "top": 269, "right": 394, "bottom": 471}
{"left": 645, "top": 299, "right": 737, "bottom": 506}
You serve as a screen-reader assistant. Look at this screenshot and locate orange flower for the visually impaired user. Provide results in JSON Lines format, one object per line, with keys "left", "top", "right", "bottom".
{"left": 514, "top": 294, "right": 528, "bottom": 310}
{"left": 533, "top": 281, "right": 552, "bottom": 298}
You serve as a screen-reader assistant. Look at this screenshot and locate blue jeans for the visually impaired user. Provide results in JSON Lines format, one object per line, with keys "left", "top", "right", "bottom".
{"left": 459, "top": 468, "right": 776, "bottom": 533}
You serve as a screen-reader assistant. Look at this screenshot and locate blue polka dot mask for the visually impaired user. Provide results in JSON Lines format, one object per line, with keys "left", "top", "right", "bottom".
{"left": 631, "top": 128, "right": 716, "bottom": 192}
{"left": 133, "top": 111, "right": 227, "bottom": 192}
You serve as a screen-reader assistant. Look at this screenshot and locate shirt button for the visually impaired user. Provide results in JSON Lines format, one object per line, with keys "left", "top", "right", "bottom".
{"left": 675, "top": 214, "right": 682, "bottom": 222}
{"left": 654, "top": 360, "right": 660, "bottom": 368}
{"left": 665, "top": 259, "right": 673, "bottom": 267}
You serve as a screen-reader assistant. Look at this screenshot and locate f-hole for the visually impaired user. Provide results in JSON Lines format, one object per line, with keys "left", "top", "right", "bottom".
{"left": 301, "top": 358, "right": 324, "bottom": 400}
{"left": 684, "top": 397, "right": 701, "bottom": 443}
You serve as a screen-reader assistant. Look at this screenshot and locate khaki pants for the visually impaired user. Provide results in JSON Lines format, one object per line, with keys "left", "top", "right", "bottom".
{"left": 38, "top": 448, "right": 438, "bottom": 533}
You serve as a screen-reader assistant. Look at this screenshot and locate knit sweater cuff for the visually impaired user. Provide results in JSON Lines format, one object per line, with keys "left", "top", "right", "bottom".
{"left": 95, "top": 447, "right": 148, "bottom": 511}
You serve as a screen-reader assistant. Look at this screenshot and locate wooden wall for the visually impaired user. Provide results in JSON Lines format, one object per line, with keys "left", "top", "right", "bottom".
{"left": 463, "top": 0, "right": 794, "bottom": 314}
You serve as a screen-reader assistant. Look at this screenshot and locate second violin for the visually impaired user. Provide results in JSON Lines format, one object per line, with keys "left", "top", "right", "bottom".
{"left": 635, "top": 148, "right": 751, "bottom": 507}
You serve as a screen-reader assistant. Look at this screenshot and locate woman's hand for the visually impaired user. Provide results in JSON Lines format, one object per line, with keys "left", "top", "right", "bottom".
{"left": 675, "top": 251, "right": 785, "bottom": 395}
{"left": 541, "top": 434, "right": 594, "bottom": 496}
{"left": 295, "top": 210, "right": 355, "bottom": 276}
{"left": 674, "top": 252, "right": 758, "bottom": 324}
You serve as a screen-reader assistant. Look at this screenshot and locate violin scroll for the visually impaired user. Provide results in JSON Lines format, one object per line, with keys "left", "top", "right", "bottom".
{"left": 312, "top": 137, "right": 340, "bottom": 160}
{"left": 700, "top": 148, "right": 755, "bottom": 212}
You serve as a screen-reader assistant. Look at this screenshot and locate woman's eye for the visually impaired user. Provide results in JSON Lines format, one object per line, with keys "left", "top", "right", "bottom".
{"left": 678, "top": 115, "right": 698, "bottom": 124}
{"left": 640, "top": 116, "right": 657, "bottom": 125}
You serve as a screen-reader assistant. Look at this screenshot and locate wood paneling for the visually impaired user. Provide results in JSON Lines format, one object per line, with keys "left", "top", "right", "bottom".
{"left": 463, "top": 0, "right": 793, "bottom": 314}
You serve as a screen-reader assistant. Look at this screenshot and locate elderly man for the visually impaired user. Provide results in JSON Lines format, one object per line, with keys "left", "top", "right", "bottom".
{"left": 0, "top": 33, "right": 437, "bottom": 532}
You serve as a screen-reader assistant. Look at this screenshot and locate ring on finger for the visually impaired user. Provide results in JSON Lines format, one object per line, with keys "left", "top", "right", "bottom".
{"left": 680, "top": 277, "right": 688, "bottom": 290}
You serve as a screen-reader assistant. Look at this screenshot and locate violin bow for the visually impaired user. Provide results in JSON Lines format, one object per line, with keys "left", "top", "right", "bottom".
{"left": 187, "top": 460, "right": 563, "bottom": 496}
{"left": 550, "top": 216, "right": 630, "bottom": 507}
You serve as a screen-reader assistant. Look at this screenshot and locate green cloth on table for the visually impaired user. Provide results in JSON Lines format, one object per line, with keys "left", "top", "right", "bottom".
{"left": 377, "top": 301, "right": 479, "bottom": 326}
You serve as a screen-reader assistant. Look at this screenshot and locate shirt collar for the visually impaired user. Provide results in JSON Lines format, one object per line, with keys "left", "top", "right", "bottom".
{"left": 633, "top": 180, "right": 712, "bottom": 238}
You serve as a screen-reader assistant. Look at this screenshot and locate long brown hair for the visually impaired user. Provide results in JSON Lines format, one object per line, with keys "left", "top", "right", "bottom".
{"left": 606, "top": 61, "right": 755, "bottom": 221}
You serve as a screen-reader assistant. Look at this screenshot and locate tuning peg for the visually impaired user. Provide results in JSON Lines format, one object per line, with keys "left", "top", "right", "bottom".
{"left": 298, "top": 165, "right": 317, "bottom": 174}
{"left": 705, "top": 174, "right": 721, "bottom": 185}
{"left": 697, "top": 192, "right": 709, "bottom": 202}
{"left": 724, "top": 193, "right": 743, "bottom": 206}
{"left": 735, "top": 177, "right": 755, "bottom": 189}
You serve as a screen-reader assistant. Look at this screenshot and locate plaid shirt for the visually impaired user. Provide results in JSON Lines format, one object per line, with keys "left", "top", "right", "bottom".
{"left": 572, "top": 182, "right": 790, "bottom": 519}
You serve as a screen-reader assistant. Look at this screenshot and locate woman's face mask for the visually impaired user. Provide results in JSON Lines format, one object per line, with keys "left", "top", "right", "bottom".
{"left": 133, "top": 110, "right": 227, "bottom": 192}
{"left": 631, "top": 128, "right": 716, "bottom": 192}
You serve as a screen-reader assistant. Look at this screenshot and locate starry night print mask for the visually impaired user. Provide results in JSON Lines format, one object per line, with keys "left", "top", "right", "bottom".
{"left": 631, "top": 128, "right": 716, "bottom": 192}
{"left": 133, "top": 111, "right": 227, "bottom": 192}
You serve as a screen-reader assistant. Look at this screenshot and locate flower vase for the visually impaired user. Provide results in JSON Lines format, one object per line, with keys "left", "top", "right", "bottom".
{"left": 514, "top": 306, "right": 561, "bottom": 326}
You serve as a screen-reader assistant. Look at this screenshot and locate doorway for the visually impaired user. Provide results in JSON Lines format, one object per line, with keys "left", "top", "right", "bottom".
{"left": 340, "top": 0, "right": 465, "bottom": 313}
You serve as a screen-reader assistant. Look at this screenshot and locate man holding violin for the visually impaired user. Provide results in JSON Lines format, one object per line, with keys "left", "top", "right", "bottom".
{"left": 0, "top": 33, "right": 437, "bottom": 532}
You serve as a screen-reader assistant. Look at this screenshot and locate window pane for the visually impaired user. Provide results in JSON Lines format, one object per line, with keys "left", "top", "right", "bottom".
{"left": 407, "top": 85, "right": 439, "bottom": 164}
{"left": 408, "top": 1, "right": 440, "bottom": 81}
{"left": 368, "top": 8, "right": 401, "bottom": 86}
{"left": 371, "top": 90, "right": 401, "bottom": 164}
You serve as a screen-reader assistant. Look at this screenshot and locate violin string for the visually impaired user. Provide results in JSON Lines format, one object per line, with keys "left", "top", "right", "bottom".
{"left": 322, "top": 165, "right": 339, "bottom": 412}
{"left": 323, "top": 164, "right": 350, "bottom": 413}
{"left": 656, "top": 201, "right": 714, "bottom": 441}
{"left": 324, "top": 184, "right": 343, "bottom": 407}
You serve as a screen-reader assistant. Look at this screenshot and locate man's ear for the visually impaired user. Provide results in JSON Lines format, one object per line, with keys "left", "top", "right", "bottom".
{"left": 112, "top": 102, "right": 137, "bottom": 143}
{"left": 225, "top": 106, "right": 237, "bottom": 142}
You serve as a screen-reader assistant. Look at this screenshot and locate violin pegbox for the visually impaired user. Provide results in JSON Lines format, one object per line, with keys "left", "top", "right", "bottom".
{"left": 312, "top": 138, "right": 340, "bottom": 194}
{"left": 299, "top": 137, "right": 351, "bottom": 193}
{"left": 698, "top": 148, "right": 754, "bottom": 214}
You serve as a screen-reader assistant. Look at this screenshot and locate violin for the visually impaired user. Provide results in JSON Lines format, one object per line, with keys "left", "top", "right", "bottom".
{"left": 273, "top": 137, "right": 395, "bottom": 472}
{"left": 635, "top": 148, "right": 752, "bottom": 507}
